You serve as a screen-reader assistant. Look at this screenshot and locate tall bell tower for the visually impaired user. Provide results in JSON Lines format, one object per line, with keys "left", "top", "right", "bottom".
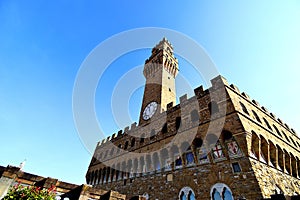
{"left": 139, "top": 38, "right": 179, "bottom": 125}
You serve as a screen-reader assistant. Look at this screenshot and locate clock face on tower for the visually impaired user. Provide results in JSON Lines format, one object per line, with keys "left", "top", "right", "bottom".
{"left": 142, "top": 101, "right": 158, "bottom": 120}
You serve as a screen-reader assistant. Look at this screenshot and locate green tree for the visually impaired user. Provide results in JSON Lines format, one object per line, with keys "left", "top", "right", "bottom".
{"left": 3, "top": 183, "right": 56, "bottom": 200}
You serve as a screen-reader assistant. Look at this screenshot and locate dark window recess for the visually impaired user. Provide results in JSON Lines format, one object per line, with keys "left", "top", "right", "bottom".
{"left": 252, "top": 110, "right": 262, "bottom": 123}
{"left": 240, "top": 102, "right": 249, "bottom": 115}
{"left": 140, "top": 134, "right": 145, "bottom": 143}
{"left": 232, "top": 162, "right": 241, "bottom": 173}
{"left": 124, "top": 179, "right": 127, "bottom": 186}
{"left": 282, "top": 131, "right": 290, "bottom": 143}
{"left": 131, "top": 138, "right": 136, "bottom": 147}
{"left": 222, "top": 130, "right": 233, "bottom": 141}
{"left": 193, "top": 138, "right": 203, "bottom": 148}
{"left": 162, "top": 123, "right": 168, "bottom": 134}
{"left": 124, "top": 141, "right": 129, "bottom": 150}
{"left": 208, "top": 101, "right": 219, "bottom": 114}
{"left": 263, "top": 118, "right": 272, "bottom": 130}
{"left": 176, "top": 117, "right": 181, "bottom": 130}
{"left": 190, "top": 110, "right": 199, "bottom": 122}
{"left": 273, "top": 125, "right": 282, "bottom": 137}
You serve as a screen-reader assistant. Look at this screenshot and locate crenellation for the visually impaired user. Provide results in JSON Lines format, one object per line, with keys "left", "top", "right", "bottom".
{"left": 241, "top": 92, "right": 250, "bottom": 99}
{"left": 270, "top": 113, "right": 276, "bottom": 119}
{"left": 124, "top": 126, "right": 130, "bottom": 133}
{"left": 261, "top": 106, "right": 269, "bottom": 114}
{"left": 194, "top": 85, "right": 205, "bottom": 97}
{"left": 167, "top": 102, "right": 173, "bottom": 110}
{"left": 229, "top": 84, "right": 240, "bottom": 92}
{"left": 117, "top": 130, "right": 123, "bottom": 136}
{"left": 210, "top": 75, "right": 229, "bottom": 89}
{"left": 131, "top": 122, "right": 137, "bottom": 130}
{"left": 284, "top": 123, "right": 290, "bottom": 131}
{"left": 252, "top": 99, "right": 260, "bottom": 106}
{"left": 179, "top": 94, "right": 187, "bottom": 103}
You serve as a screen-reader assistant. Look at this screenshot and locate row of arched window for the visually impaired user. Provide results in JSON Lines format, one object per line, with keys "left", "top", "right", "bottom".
{"left": 87, "top": 131, "right": 243, "bottom": 186}
{"left": 251, "top": 130, "right": 300, "bottom": 179}
{"left": 240, "top": 102, "right": 300, "bottom": 149}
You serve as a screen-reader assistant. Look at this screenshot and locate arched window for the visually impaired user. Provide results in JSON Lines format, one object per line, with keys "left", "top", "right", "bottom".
{"left": 260, "top": 136, "right": 268, "bottom": 164}
{"left": 176, "top": 117, "right": 181, "bottom": 130}
{"left": 273, "top": 125, "right": 282, "bottom": 137}
{"left": 162, "top": 123, "right": 168, "bottom": 134}
{"left": 282, "top": 131, "right": 290, "bottom": 143}
{"left": 124, "top": 141, "right": 129, "bottom": 150}
{"left": 239, "top": 102, "right": 249, "bottom": 115}
{"left": 252, "top": 110, "right": 261, "bottom": 123}
{"left": 153, "top": 152, "right": 161, "bottom": 171}
{"left": 190, "top": 109, "right": 199, "bottom": 122}
{"left": 127, "top": 160, "right": 133, "bottom": 178}
{"left": 277, "top": 145, "right": 284, "bottom": 171}
{"left": 133, "top": 158, "right": 138, "bottom": 176}
{"left": 160, "top": 148, "right": 171, "bottom": 171}
{"left": 178, "top": 186, "right": 196, "bottom": 200}
{"left": 181, "top": 142, "right": 194, "bottom": 166}
{"left": 290, "top": 137, "right": 297, "bottom": 148}
{"left": 208, "top": 101, "right": 219, "bottom": 115}
{"left": 139, "top": 157, "right": 146, "bottom": 175}
{"left": 140, "top": 133, "right": 145, "bottom": 144}
{"left": 94, "top": 170, "right": 98, "bottom": 185}
{"left": 263, "top": 118, "right": 272, "bottom": 131}
{"left": 171, "top": 145, "right": 182, "bottom": 169}
{"left": 269, "top": 141, "right": 277, "bottom": 167}
{"left": 116, "top": 163, "right": 120, "bottom": 180}
{"left": 111, "top": 166, "right": 115, "bottom": 182}
{"left": 210, "top": 183, "right": 233, "bottom": 200}
{"left": 102, "top": 168, "right": 107, "bottom": 183}
{"left": 131, "top": 138, "right": 135, "bottom": 147}
{"left": 251, "top": 131, "right": 259, "bottom": 159}
{"left": 107, "top": 167, "right": 111, "bottom": 182}
{"left": 146, "top": 154, "right": 152, "bottom": 173}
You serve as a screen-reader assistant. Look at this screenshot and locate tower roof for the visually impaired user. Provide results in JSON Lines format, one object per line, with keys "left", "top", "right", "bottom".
{"left": 154, "top": 37, "right": 173, "bottom": 51}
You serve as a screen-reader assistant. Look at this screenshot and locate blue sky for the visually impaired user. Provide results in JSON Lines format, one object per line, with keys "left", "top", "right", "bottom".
{"left": 0, "top": 1, "right": 299, "bottom": 184}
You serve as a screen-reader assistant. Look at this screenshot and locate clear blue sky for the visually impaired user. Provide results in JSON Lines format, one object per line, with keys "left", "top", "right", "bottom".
{"left": 0, "top": 1, "right": 299, "bottom": 184}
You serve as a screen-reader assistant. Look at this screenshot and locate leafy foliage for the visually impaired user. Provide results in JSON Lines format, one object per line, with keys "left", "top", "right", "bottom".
{"left": 3, "top": 183, "right": 56, "bottom": 200}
